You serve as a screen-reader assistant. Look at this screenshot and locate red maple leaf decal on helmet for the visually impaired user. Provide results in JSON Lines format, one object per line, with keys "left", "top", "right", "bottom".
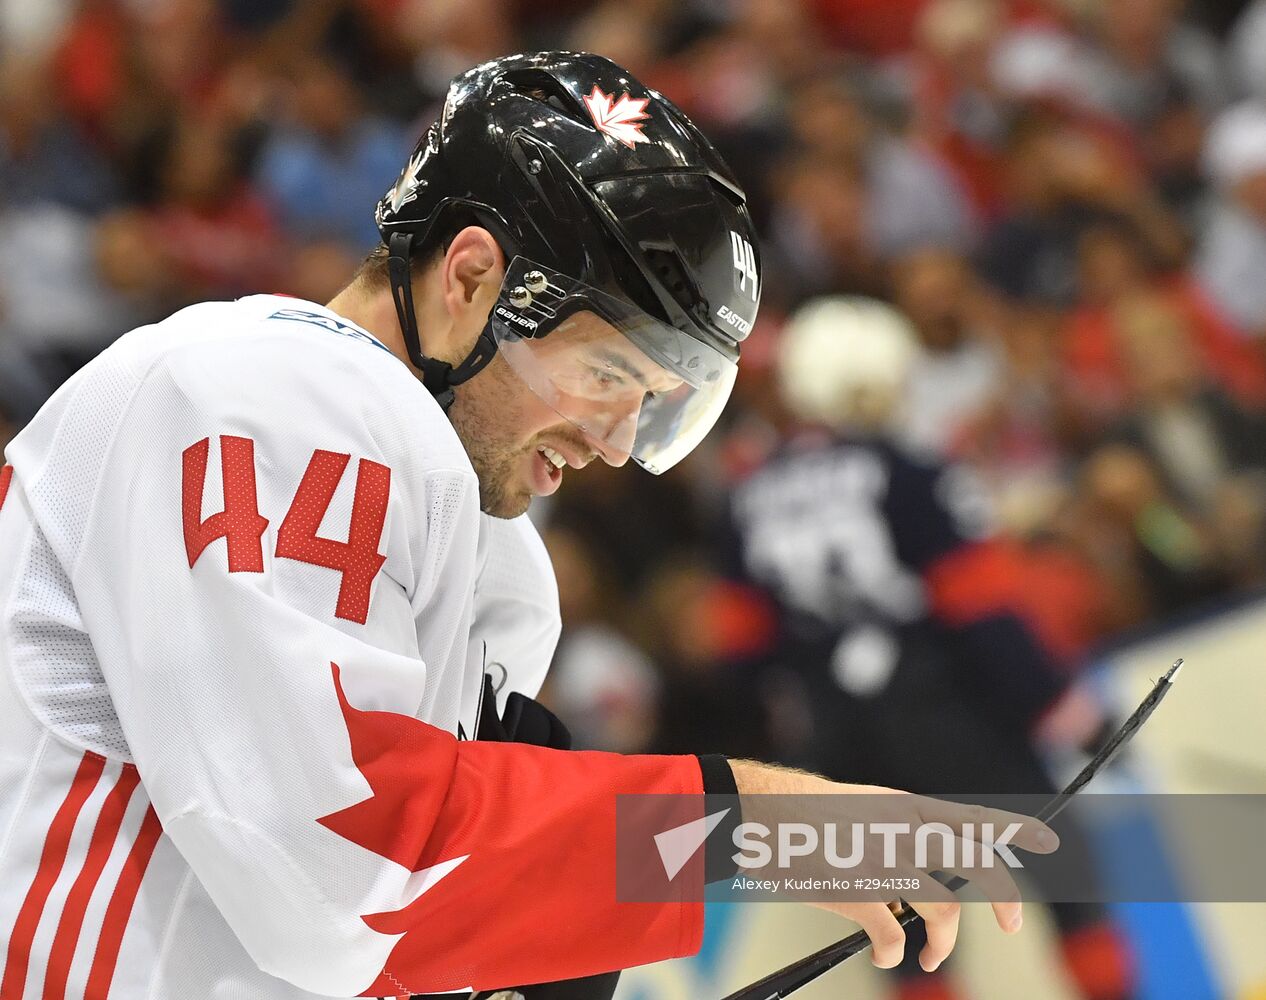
{"left": 583, "top": 86, "right": 651, "bottom": 149}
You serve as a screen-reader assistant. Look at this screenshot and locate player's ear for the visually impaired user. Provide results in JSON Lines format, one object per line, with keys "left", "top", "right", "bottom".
{"left": 441, "top": 226, "right": 505, "bottom": 318}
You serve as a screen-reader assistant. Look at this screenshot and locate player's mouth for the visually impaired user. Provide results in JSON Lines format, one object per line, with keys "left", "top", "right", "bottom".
{"left": 529, "top": 444, "right": 568, "bottom": 496}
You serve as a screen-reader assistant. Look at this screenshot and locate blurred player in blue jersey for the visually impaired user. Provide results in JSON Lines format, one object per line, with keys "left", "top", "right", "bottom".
{"left": 723, "top": 297, "right": 1135, "bottom": 1000}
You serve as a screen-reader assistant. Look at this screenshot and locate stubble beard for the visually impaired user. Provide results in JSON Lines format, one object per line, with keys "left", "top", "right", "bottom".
{"left": 446, "top": 356, "right": 534, "bottom": 519}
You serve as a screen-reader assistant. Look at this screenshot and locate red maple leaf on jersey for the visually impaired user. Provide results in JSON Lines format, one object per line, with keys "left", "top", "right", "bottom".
{"left": 318, "top": 663, "right": 463, "bottom": 872}
{"left": 317, "top": 664, "right": 471, "bottom": 993}
{"left": 317, "top": 661, "right": 705, "bottom": 995}
{"left": 583, "top": 86, "right": 651, "bottom": 149}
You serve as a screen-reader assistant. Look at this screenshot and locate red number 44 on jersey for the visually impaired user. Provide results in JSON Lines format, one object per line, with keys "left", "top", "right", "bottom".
{"left": 182, "top": 436, "right": 391, "bottom": 625}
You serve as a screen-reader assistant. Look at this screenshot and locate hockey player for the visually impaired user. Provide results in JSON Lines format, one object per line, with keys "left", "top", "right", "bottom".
{"left": 725, "top": 297, "right": 1135, "bottom": 1000}
{"left": 0, "top": 54, "right": 1049, "bottom": 1000}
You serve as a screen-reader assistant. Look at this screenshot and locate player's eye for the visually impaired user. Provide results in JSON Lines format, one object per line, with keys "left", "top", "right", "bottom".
{"left": 587, "top": 364, "right": 624, "bottom": 390}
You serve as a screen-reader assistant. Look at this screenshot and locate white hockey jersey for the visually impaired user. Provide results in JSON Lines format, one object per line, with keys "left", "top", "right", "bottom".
{"left": 0, "top": 296, "right": 704, "bottom": 1000}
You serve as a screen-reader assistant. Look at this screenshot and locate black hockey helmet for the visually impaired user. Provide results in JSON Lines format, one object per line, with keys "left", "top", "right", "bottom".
{"left": 375, "top": 51, "right": 761, "bottom": 474}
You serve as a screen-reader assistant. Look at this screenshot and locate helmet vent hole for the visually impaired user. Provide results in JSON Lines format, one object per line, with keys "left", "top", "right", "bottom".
{"left": 502, "top": 69, "right": 589, "bottom": 126}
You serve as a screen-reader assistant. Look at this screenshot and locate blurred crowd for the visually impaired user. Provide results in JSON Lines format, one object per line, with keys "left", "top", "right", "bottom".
{"left": 5, "top": 0, "right": 1266, "bottom": 766}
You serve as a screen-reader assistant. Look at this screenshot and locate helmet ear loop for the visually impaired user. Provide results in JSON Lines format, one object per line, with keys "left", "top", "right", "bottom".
{"left": 448, "top": 319, "right": 498, "bottom": 387}
{"left": 388, "top": 231, "right": 459, "bottom": 409}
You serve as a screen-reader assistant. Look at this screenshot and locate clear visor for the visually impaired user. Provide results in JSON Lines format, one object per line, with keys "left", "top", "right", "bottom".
{"left": 488, "top": 257, "right": 737, "bottom": 475}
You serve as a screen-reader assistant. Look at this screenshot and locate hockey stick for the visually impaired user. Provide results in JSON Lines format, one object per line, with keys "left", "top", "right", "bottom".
{"left": 720, "top": 658, "right": 1185, "bottom": 1000}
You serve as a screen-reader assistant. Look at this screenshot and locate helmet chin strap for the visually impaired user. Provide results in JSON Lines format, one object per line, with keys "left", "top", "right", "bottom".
{"left": 387, "top": 231, "right": 499, "bottom": 412}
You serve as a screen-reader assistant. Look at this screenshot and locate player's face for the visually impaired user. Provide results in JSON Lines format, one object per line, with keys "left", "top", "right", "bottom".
{"left": 447, "top": 312, "right": 681, "bottom": 518}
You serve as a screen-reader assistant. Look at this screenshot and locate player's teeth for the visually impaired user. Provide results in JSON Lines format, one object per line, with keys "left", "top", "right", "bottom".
{"left": 541, "top": 447, "right": 566, "bottom": 470}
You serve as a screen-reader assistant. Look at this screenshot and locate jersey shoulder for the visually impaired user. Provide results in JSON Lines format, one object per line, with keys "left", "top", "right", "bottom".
{"left": 118, "top": 294, "right": 471, "bottom": 475}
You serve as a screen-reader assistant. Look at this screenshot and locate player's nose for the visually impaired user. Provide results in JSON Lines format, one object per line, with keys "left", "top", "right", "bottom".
{"left": 582, "top": 412, "right": 636, "bottom": 467}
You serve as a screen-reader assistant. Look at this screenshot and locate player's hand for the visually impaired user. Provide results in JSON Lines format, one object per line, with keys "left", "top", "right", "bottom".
{"left": 728, "top": 761, "right": 1059, "bottom": 972}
